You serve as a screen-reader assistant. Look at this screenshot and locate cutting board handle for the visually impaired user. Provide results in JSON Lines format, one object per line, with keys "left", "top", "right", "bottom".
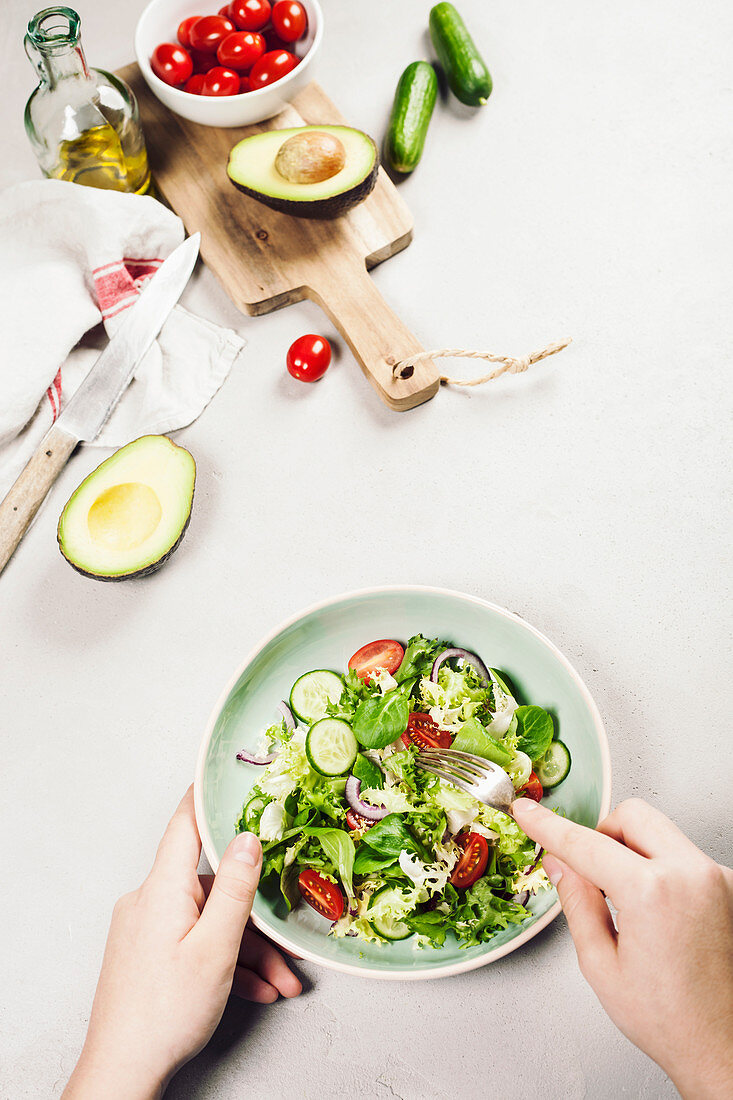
{"left": 307, "top": 266, "right": 440, "bottom": 411}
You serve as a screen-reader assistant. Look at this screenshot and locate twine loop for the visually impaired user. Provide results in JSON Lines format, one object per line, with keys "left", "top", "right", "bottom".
{"left": 391, "top": 339, "right": 572, "bottom": 386}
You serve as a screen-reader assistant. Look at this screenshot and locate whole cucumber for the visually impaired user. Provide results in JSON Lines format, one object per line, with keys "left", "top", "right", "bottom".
{"left": 429, "top": 2, "right": 492, "bottom": 107}
{"left": 384, "top": 61, "right": 438, "bottom": 174}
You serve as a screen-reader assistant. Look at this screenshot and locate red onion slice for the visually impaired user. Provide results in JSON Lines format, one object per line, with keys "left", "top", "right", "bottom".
{"left": 276, "top": 700, "right": 296, "bottom": 730}
{"left": 236, "top": 749, "right": 276, "bottom": 766}
{"left": 431, "top": 647, "right": 491, "bottom": 685}
{"left": 513, "top": 890, "right": 530, "bottom": 907}
{"left": 344, "top": 775, "right": 389, "bottom": 821}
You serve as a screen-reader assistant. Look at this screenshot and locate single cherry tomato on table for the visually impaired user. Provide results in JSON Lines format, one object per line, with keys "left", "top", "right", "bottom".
{"left": 183, "top": 72, "right": 206, "bottom": 94}
{"left": 151, "top": 43, "right": 193, "bottom": 86}
{"left": 348, "top": 639, "right": 405, "bottom": 682}
{"left": 230, "top": 0, "right": 271, "bottom": 31}
{"left": 518, "top": 771, "right": 543, "bottom": 802}
{"left": 217, "top": 30, "right": 265, "bottom": 71}
{"left": 298, "top": 869, "right": 344, "bottom": 920}
{"left": 201, "top": 65, "right": 241, "bottom": 95}
{"left": 450, "top": 832, "right": 489, "bottom": 889}
{"left": 345, "top": 809, "right": 374, "bottom": 831}
{"left": 401, "top": 711, "right": 452, "bottom": 750}
{"left": 271, "top": 0, "right": 307, "bottom": 42}
{"left": 189, "top": 14, "right": 236, "bottom": 53}
{"left": 286, "top": 334, "right": 331, "bottom": 381}
{"left": 249, "top": 48, "right": 299, "bottom": 89}
{"left": 177, "top": 16, "right": 202, "bottom": 48}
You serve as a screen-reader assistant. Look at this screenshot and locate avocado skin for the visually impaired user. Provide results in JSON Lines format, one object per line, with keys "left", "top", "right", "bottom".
{"left": 58, "top": 506, "right": 193, "bottom": 581}
{"left": 230, "top": 159, "right": 379, "bottom": 220}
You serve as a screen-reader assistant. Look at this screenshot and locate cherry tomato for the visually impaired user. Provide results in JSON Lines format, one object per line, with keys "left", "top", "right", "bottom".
{"left": 189, "top": 14, "right": 236, "bottom": 53}
{"left": 201, "top": 65, "right": 240, "bottom": 95}
{"left": 400, "top": 712, "right": 452, "bottom": 751}
{"left": 348, "top": 639, "right": 404, "bottom": 682}
{"left": 177, "top": 16, "right": 202, "bottom": 48}
{"left": 217, "top": 30, "right": 265, "bottom": 71}
{"left": 249, "top": 48, "right": 299, "bottom": 89}
{"left": 183, "top": 72, "right": 206, "bottom": 94}
{"left": 187, "top": 47, "right": 213, "bottom": 73}
{"left": 239, "top": 74, "right": 251, "bottom": 93}
{"left": 230, "top": 0, "right": 271, "bottom": 31}
{"left": 346, "top": 809, "right": 374, "bottom": 831}
{"left": 151, "top": 43, "right": 193, "bottom": 87}
{"left": 286, "top": 334, "right": 331, "bottom": 382}
{"left": 218, "top": 3, "right": 232, "bottom": 14}
{"left": 263, "top": 27, "right": 289, "bottom": 52}
{"left": 298, "top": 869, "right": 344, "bottom": 920}
{"left": 518, "top": 771, "right": 543, "bottom": 802}
{"left": 450, "top": 832, "right": 489, "bottom": 889}
{"left": 271, "top": 1, "right": 307, "bottom": 42}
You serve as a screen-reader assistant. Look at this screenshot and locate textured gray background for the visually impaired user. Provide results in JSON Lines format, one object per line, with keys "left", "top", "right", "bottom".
{"left": 1, "top": 1, "right": 731, "bottom": 1097}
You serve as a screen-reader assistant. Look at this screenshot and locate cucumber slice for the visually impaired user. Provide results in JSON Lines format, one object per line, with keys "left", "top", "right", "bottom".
{"left": 289, "top": 669, "right": 343, "bottom": 724}
{"left": 535, "top": 741, "right": 572, "bottom": 789}
{"left": 243, "top": 795, "right": 267, "bottom": 831}
{"left": 368, "top": 885, "right": 414, "bottom": 941}
{"left": 305, "top": 718, "right": 358, "bottom": 777}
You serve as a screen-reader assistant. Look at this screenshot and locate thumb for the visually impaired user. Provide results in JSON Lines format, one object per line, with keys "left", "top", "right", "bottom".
{"left": 195, "top": 832, "right": 263, "bottom": 961}
{"left": 543, "top": 854, "right": 618, "bottom": 984}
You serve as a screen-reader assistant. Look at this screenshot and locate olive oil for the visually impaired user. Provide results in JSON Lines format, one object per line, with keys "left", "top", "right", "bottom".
{"left": 53, "top": 123, "right": 150, "bottom": 194}
{"left": 24, "top": 7, "right": 150, "bottom": 196}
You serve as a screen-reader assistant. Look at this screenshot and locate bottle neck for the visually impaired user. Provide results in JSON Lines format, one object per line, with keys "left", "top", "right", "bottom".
{"left": 25, "top": 7, "right": 90, "bottom": 88}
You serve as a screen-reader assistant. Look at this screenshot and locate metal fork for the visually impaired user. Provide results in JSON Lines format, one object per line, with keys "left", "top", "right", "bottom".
{"left": 415, "top": 748, "right": 515, "bottom": 816}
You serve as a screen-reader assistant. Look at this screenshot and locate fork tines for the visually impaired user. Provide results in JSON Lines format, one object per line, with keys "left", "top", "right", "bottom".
{"left": 414, "top": 747, "right": 498, "bottom": 795}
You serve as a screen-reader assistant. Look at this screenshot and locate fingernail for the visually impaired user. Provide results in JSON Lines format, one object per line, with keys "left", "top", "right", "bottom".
{"left": 543, "top": 855, "right": 563, "bottom": 885}
{"left": 512, "top": 797, "right": 539, "bottom": 813}
{"left": 232, "top": 831, "right": 261, "bottom": 866}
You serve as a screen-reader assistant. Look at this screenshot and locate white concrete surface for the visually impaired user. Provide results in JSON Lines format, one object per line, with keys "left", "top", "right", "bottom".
{"left": 1, "top": 1, "right": 731, "bottom": 1097}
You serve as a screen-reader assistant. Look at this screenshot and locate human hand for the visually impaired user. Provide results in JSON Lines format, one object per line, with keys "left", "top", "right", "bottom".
{"left": 63, "top": 787, "right": 301, "bottom": 1100}
{"left": 512, "top": 797, "right": 733, "bottom": 1100}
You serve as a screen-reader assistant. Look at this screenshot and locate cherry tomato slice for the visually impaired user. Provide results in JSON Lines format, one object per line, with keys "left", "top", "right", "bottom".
{"left": 400, "top": 712, "right": 452, "bottom": 751}
{"left": 151, "top": 43, "right": 193, "bottom": 87}
{"left": 271, "top": 0, "right": 307, "bottom": 42}
{"left": 217, "top": 30, "right": 265, "bottom": 71}
{"left": 249, "top": 48, "right": 299, "bottom": 89}
{"left": 450, "top": 832, "right": 489, "bottom": 889}
{"left": 286, "top": 334, "right": 331, "bottom": 382}
{"left": 189, "top": 14, "right": 236, "bottom": 53}
{"left": 348, "top": 639, "right": 404, "bottom": 682}
{"left": 230, "top": 0, "right": 271, "bottom": 31}
{"left": 346, "top": 809, "right": 374, "bottom": 831}
{"left": 177, "top": 16, "right": 202, "bottom": 48}
{"left": 298, "top": 869, "right": 344, "bottom": 920}
{"left": 518, "top": 771, "right": 543, "bottom": 802}
{"left": 183, "top": 72, "right": 206, "bottom": 94}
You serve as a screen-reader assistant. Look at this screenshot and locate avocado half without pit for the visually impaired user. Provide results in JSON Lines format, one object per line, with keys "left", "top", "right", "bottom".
{"left": 57, "top": 435, "right": 195, "bottom": 581}
{"left": 227, "top": 125, "right": 379, "bottom": 219}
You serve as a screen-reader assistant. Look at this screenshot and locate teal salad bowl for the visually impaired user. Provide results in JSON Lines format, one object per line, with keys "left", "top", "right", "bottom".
{"left": 194, "top": 586, "right": 611, "bottom": 980}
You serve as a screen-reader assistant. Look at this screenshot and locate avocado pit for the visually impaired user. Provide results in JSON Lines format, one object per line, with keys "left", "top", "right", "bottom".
{"left": 275, "top": 130, "right": 346, "bottom": 185}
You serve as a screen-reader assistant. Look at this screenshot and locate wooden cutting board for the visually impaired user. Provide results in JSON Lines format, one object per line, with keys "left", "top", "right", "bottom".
{"left": 119, "top": 65, "right": 439, "bottom": 411}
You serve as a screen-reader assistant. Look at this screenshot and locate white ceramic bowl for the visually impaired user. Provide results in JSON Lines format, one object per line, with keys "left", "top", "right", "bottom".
{"left": 134, "top": 0, "right": 323, "bottom": 127}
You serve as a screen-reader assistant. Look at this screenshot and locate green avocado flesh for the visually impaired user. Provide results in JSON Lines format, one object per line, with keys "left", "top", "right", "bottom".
{"left": 227, "top": 125, "right": 379, "bottom": 219}
{"left": 57, "top": 435, "right": 196, "bottom": 581}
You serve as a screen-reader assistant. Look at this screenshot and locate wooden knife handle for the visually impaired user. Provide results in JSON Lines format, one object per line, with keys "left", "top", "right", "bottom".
{"left": 307, "top": 266, "right": 440, "bottom": 411}
{"left": 0, "top": 424, "right": 78, "bottom": 576}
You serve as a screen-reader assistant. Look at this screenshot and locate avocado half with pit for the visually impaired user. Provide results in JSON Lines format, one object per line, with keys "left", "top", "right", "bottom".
{"left": 227, "top": 125, "right": 379, "bottom": 219}
{"left": 57, "top": 435, "right": 195, "bottom": 581}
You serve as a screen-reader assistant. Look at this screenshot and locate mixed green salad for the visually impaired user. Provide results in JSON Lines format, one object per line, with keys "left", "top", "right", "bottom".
{"left": 235, "top": 634, "right": 571, "bottom": 948}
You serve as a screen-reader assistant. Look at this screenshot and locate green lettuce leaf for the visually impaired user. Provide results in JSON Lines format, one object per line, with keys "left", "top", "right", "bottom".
{"left": 353, "top": 692, "right": 409, "bottom": 749}
{"left": 514, "top": 705, "right": 554, "bottom": 762}
{"left": 451, "top": 717, "right": 513, "bottom": 766}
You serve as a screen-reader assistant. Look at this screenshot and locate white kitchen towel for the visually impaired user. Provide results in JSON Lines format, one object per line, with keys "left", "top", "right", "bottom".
{"left": 0, "top": 179, "right": 245, "bottom": 496}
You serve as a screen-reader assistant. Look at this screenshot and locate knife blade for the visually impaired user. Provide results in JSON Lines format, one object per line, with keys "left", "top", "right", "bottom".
{"left": 0, "top": 232, "right": 200, "bottom": 575}
{"left": 60, "top": 232, "right": 200, "bottom": 442}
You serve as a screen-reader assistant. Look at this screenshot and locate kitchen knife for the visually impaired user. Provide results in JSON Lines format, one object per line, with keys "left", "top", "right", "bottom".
{"left": 0, "top": 232, "right": 200, "bottom": 576}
